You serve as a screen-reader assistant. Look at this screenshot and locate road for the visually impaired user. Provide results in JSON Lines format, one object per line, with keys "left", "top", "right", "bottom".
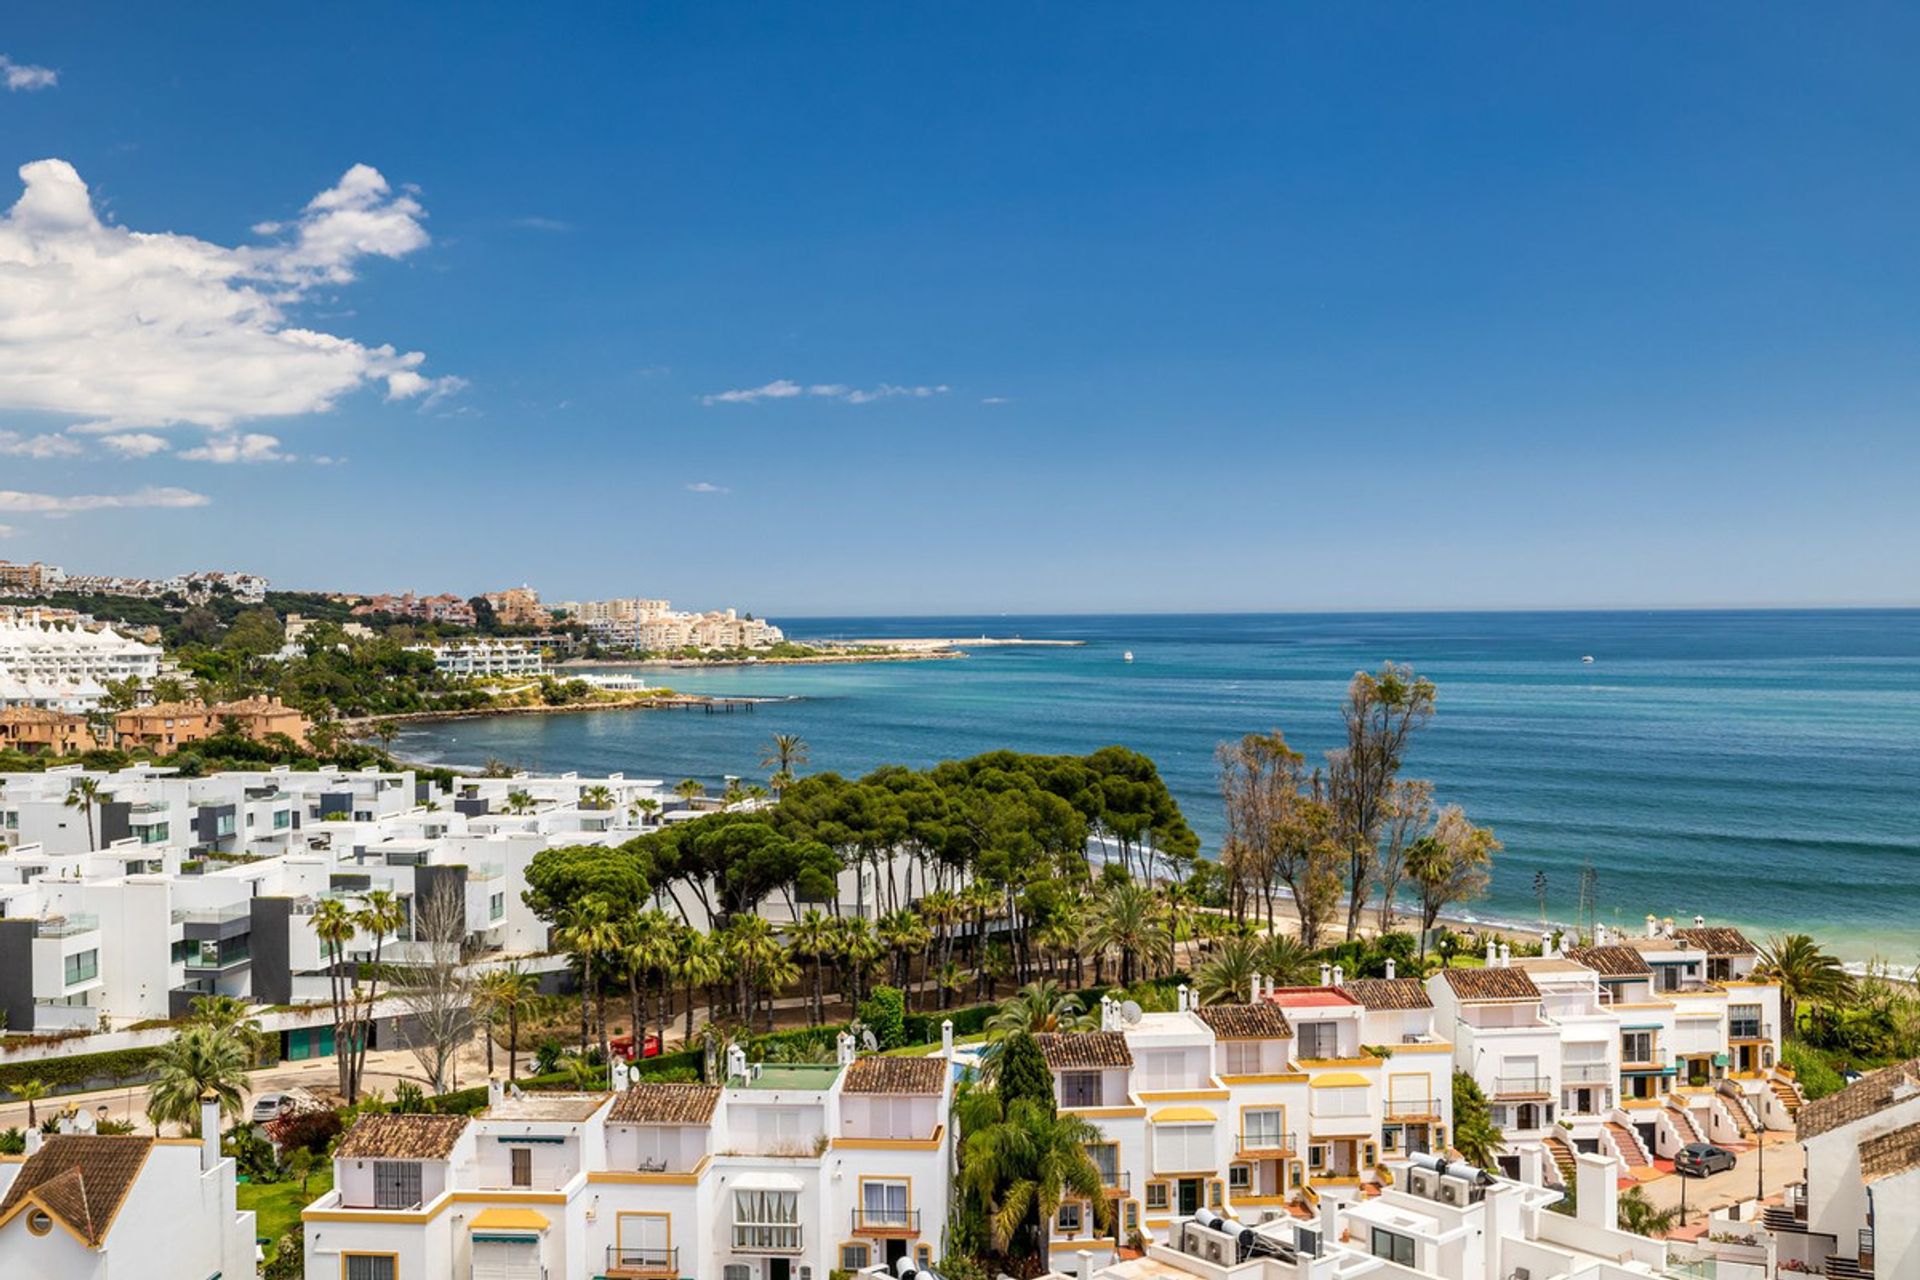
{"left": 1638, "top": 1130, "right": 1803, "bottom": 1230}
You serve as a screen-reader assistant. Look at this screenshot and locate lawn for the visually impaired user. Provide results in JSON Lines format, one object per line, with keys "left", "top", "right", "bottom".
{"left": 238, "top": 1161, "right": 334, "bottom": 1253}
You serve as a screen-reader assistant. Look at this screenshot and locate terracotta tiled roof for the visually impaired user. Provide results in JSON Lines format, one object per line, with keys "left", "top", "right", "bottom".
{"left": 0, "top": 1135, "right": 154, "bottom": 1247}
{"left": 0, "top": 707, "right": 85, "bottom": 726}
{"left": 1564, "top": 945, "right": 1653, "bottom": 978}
{"left": 1194, "top": 1003, "right": 1294, "bottom": 1039}
{"left": 335, "top": 1113, "right": 469, "bottom": 1160}
{"left": 1798, "top": 1058, "right": 1920, "bottom": 1141}
{"left": 1438, "top": 966, "right": 1542, "bottom": 1002}
{"left": 1859, "top": 1120, "right": 1920, "bottom": 1183}
{"left": 607, "top": 1083, "right": 722, "bottom": 1125}
{"left": 842, "top": 1054, "right": 949, "bottom": 1096}
{"left": 1673, "top": 926, "right": 1757, "bottom": 957}
{"left": 1036, "top": 1031, "right": 1134, "bottom": 1071}
{"left": 1340, "top": 978, "right": 1433, "bottom": 1011}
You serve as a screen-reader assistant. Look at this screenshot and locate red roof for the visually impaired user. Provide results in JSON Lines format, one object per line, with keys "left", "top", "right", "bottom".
{"left": 1264, "top": 986, "right": 1359, "bottom": 1009}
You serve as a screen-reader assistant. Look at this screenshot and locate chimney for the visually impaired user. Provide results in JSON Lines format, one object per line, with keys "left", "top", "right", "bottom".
{"left": 1694, "top": 914, "right": 1706, "bottom": 929}
{"left": 1573, "top": 1152, "right": 1619, "bottom": 1233}
{"left": 1595, "top": 923, "right": 1609, "bottom": 946}
{"left": 834, "top": 1033, "right": 854, "bottom": 1066}
{"left": 1074, "top": 1249, "right": 1095, "bottom": 1280}
{"left": 1485, "top": 940, "right": 1498, "bottom": 967}
{"left": 1101, "top": 994, "right": 1115, "bottom": 1031}
{"left": 1331, "top": 965, "right": 1344, "bottom": 987}
{"left": 1177, "top": 983, "right": 1190, "bottom": 1012}
{"left": 1319, "top": 962, "right": 1333, "bottom": 987}
{"left": 1384, "top": 959, "right": 1396, "bottom": 981}
{"left": 1250, "top": 972, "right": 1264, "bottom": 1003}
{"left": 23, "top": 1127, "right": 42, "bottom": 1155}
{"left": 1498, "top": 943, "right": 1511, "bottom": 968}
{"left": 1646, "top": 914, "right": 1658, "bottom": 939}
{"left": 1541, "top": 930, "right": 1555, "bottom": 957}
{"left": 941, "top": 1020, "right": 955, "bottom": 1058}
{"left": 200, "top": 1092, "right": 222, "bottom": 1172}
{"left": 488, "top": 1077, "right": 505, "bottom": 1108}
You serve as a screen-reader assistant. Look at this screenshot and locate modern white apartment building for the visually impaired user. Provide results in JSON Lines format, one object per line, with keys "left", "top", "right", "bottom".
{"left": 0, "top": 1097, "right": 257, "bottom": 1280}
{"left": 554, "top": 597, "right": 786, "bottom": 651}
{"left": 1431, "top": 925, "right": 1792, "bottom": 1193}
{"left": 0, "top": 621, "right": 163, "bottom": 711}
{"left": 411, "top": 639, "right": 548, "bottom": 678}
{"left": 300, "top": 1035, "right": 956, "bottom": 1280}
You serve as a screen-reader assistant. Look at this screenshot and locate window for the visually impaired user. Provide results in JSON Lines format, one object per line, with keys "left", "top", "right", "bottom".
{"left": 345, "top": 1256, "right": 397, "bottom": 1280}
{"left": 1382, "top": 1127, "right": 1399, "bottom": 1152}
{"left": 1125, "top": 1202, "right": 1140, "bottom": 1231}
{"left": 511, "top": 1146, "right": 532, "bottom": 1187}
{"left": 273, "top": 809, "right": 291, "bottom": 830}
{"left": 733, "top": 1189, "right": 801, "bottom": 1252}
{"left": 1297, "top": 1021, "right": 1339, "bottom": 1059}
{"left": 1061, "top": 1071, "right": 1101, "bottom": 1107}
{"left": 1311, "top": 1086, "right": 1369, "bottom": 1117}
{"left": 1308, "top": 1143, "right": 1328, "bottom": 1170}
{"left": 1136, "top": 1048, "right": 1186, "bottom": 1089}
{"left": 490, "top": 892, "right": 505, "bottom": 921}
{"left": 1223, "top": 1040, "right": 1263, "bottom": 1075}
{"left": 1145, "top": 1182, "right": 1169, "bottom": 1211}
{"left": 723, "top": 1268, "right": 751, "bottom": 1280}
{"left": 1242, "top": 1107, "right": 1285, "bottom": 1148}
{"left": 1228, "top": 1163, "right": 1251, "bottom": 1190}
{"left": 1087, "top": 1142, "right": 1119, "bottom": 1186}
{"left": 840, "top": 1244, "right": 871, "bottom": 1271}
{"left": 64, "top": 949, "right": 98, "bottom": 985}
{"left": 1730, "top": 1004, "right": 1763, "bottom": 1039}
{"left": 1058, "top": 1202, "right": 1084, "bottom": 1233}
{"left": 373, "top": 1161, "right": 422, "bottom": 1209}
{"left": 1153, "top": 1122, "right": 1214, "bottom": 1172}
{"left": 861, "top": 1179, "right": 909, "bottom": 1229}
{"left": 1622, "top": 1031, "right": 1654, "bottom": 1064}
{"left": 1370, "top": 1228, "right": 1416, "bottom": 1266}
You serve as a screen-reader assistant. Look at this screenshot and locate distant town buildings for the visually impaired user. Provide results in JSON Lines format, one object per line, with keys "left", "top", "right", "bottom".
{"left": 0, "top": 560, "right": 267, "bottom": 604}
{"left": 483, "top": 586, "right": 552, "bottom": 627}
{"left": 552, "top": 596, "right": 785, "bottom": 651}
{"left": 411, "top": 638, "right": 548, "bottom": 678}
{"left": 0, "top": 621, "right": 164, "bottom": 712}
{"left": 114, "top": 697, "right": 310, "bottom": 751}
{"left": 351, "top": 592, "right": 478, "bottom": 626}
{"left": 0, "top": 559, "right": 65, "bottom": 595}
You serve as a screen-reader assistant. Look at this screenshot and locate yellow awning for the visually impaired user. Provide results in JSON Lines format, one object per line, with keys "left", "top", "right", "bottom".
{"left": 1310, "top": 1072, "right": 1370, "bottom": 1088}
{"left": 470, "top": 1208, "right": 550, "bottom": 1232}
{"left": 1151, "top": 1105, "right": 1218, "bottom": 1123}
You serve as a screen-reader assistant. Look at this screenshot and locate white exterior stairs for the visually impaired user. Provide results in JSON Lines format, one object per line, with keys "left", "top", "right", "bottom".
{"left": 1603, "top": 1119, "right": 1652, "bottom": 1170}
{"left": 1542, "top": 1134, "right": 1578, "bottom": 1185}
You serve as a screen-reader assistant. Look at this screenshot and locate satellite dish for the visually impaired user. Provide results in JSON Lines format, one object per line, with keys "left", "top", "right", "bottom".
{"left": 1120, "top": 1000, "right": 1143, "bottom": 1026}
{"left": 861, "top": 1028, "right": 878, "bottom": 1052}
{"left": 72, "top": 1109, "right": 96, "bottom": 1133}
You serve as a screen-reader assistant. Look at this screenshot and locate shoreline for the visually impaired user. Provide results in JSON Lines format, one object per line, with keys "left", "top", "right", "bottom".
{"left": 339, "top": 694, "right": 787, "bottom": 732}
{"left": 556, "top": 636, "right": 1086, "bottom": 669}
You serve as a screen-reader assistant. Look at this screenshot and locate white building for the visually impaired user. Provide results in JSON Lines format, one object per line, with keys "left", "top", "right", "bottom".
{"left": 410, "top": 639, "right": 547, "bottom": 678}
{"left": 0, "top": 1098, "right": 256, "bottom": 1279}
{"left": 301, "top": 1033, "right": 956, "bottom": 1280}
{"left": 0, "top": 621, "right": 162, "bottom": 711}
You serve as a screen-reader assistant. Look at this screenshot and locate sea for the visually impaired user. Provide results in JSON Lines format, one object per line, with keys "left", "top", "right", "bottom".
{"left": 394, "top": 611, "right": 1920, "bottom": 965}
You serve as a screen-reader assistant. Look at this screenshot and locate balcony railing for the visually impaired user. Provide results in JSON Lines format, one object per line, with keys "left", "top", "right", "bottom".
{"left": 1098, "top": 1170, "right": 1131, "bottom": 1195}
{"left": 605, "top": 1245, "right": 677, "bottom": 1275}
{"left": 1729, "top": 1022, "right": 1773, "bottom": 1042}
{"left": 1385, "top": 1098, "right": 1441, "bottom": 1119}
{"left": 36, "top": 913, "right": 99, "bottom": 938}
{"left": 850, "top": 1208, "right": 921, "bottom": 1235}
{"left": 732, "top": 1224, "right": 802, "bottom": 1253}
{"left": 1237, "top": 1130, "right": 1298, "bottom": 1155}
{"left": 1564, "top": 1062, "right": 1613, "bottom": 1084}
{"left": 1494, "top": 1075, "right": 1550, "bottom": 1096}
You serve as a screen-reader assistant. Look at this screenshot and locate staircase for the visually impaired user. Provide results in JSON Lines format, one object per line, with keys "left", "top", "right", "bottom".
{"left": 1667, "top": 1102, "right": 1706, "bottom": 1145}
{"left": 1603, "top": 1120, "right": 1651, "bottom": 1171}
{"left": 1717, "top": 1091, "right": 1757, "bottom": 1140}
{"left": 1543, "top": 1134, "right": 1578, "bottom": 1185}
{"left": 1769, "top": 1075, "right": 1805, "bottom": 1120}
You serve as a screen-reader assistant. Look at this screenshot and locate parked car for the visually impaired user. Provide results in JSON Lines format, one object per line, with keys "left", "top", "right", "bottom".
{"left": 1675, "top": 1143, "right": 1737, "bottom": 1176}
{"left": 608, "top": 1032, "right": 663, "bottom": 1062}
{"left": 249, "top": 1092, "right": 291, "bottom": 1123}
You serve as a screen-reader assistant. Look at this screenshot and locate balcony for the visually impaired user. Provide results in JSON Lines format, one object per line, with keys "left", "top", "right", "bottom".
{"left": 1494, "top": 1075, "right": 1552, "bottom": 1097}
{"left": 1729, "top": 1022, "right": 1773, "bottom": 1042}
{"left": 850, "top": 1208, "right": 921, "bottom": 1236}
{"left": 1099, "top": 1170, "right": 1131, "bottom": 1197}
{"left": 732, "top": 1224, "right": 802, "bottom": 1253}
{"left": 35, "top": 913, "right": 98, "bottom": 939}
{"left": 1237, "top": 1130, "right": 1299, "bottom": 1156}
{"left": 605, "top": 1245, "right": 677, "bottom": 1277}
{"left": 1564, "top": 1062, "right": 1613, "bottom": 1084}
{"left": 1385, "top": 1098, "right": 1442, "bottom": 1119}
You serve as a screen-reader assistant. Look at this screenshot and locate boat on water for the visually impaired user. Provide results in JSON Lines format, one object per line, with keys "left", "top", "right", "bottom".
{"left": 1581, "top": 655, "right": 1595, "bottom": 663}
{"left": 1123, "top": 650, "right": 1134, "bottom": 662}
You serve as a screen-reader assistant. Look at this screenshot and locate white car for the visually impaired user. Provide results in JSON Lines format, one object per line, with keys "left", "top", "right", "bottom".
{"left": 249, "top": 1092, "right": 291, "bottom": 1123}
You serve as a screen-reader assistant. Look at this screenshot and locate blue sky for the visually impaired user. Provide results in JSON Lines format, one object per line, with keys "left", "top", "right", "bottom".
{"left": 1, "top": 5, "right": 1916, "bottom": 614}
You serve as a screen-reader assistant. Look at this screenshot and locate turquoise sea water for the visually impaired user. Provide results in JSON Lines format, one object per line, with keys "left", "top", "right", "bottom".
{"left": 395, "top": 611, "right": 1920, "bottom": 963}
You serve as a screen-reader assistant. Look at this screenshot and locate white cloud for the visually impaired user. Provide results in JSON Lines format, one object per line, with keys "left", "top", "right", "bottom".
{"left": 684, "top": 481, "right": 730, "bottom": 494}
{"left": 100, "top": 432, "right": 171, "bottom": 458}
{"left": 179, "top": 432, "right": 292, "bottom": 464}
{"left": 0, "top": 486, "right": 211, "bottom": 516}
{"left": 981, "top": 396, "right": 1009, "bottom": 405}
{"left": 0, "top": 56, "right": 57, "bottom": 92}
{"left": 511, "top": 216, "right": 572, "bottom": 232}
{"left": 0, "top": 158, "right": 460, "bottom": 437}
{"left": 701, "top": 379, "right": 950, "bottom": 407}
{"left": 0, "top": 430, "right": 83, "bottom": 458}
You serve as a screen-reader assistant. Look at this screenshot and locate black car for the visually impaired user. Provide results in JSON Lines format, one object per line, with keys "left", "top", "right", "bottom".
{"left": 1674, "top": 1143, "right": 1737, "bottom": 1176}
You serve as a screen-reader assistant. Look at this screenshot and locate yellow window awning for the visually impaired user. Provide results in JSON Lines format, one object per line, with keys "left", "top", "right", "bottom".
{"left": 1151, "top": 1105, "right": 1218, "bottom": 1123}
{"left": 1310, "top": 1072, "right": 1370, "bottom": 1088}
{"left": 470, "top": 1208, "right": 551, "bottom": 1232}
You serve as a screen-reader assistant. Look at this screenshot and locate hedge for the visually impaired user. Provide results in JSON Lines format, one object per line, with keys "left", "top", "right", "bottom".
{"left": 0, "top": 1046, "right": 165, "bottom": 1096}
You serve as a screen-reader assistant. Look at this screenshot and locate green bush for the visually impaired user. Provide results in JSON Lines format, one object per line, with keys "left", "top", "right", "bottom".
{"left": 859, "top": 987, "right": 906, "bottom": 1050}
{"left": 0, "top": 1046, "right": 163, "bottom": 1094}
{"left": 1783, "top": 1039, "right": 1849, "bottom": 1099}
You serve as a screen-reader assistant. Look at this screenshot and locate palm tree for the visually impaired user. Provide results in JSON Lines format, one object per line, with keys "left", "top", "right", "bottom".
{"left": 186, "top": 994, "right": 266, "bottom": 1064}
{"left": 627, "top": 796, "right": 661, "bottom": 827}
{"left": 1194, "top": 936, "right": 1261, "bottom": 1005}
{"left": 505, "top": 788, "right": 536, "bottom": 815}
{"left": 1450, "top": 1071, "right": 1505, "bottom": 1169}
{"left": 471, "top": 969, "right": 514, "bottom": 1078}
{"left": 310, "top": 897, "right": 358, "bottom": 1098}
{"left": 580, "top": 784, "right": 614, "bottom": 811}
{"left": 724, "top": 915, "right": 791, "bottom": 1031}
{"left": 1088, "top": 881, "right": 1171, "bottom": 985}
{"left": 147, "top": 1025, "right": 249, "bottom": 1135}
{"left": 348, "top": 888, "right": 407, "bottom": 1098}
{"left": 787, "top": 909, "right": 836, "bottom": 1024}
{"left": 624, "top": 909, "right": 681, "bottom": 1054}
{"left": 484, "top": 963, "right": 539, "bottom": 1081}
{"left": 1757, "top": 933, "right": 1856, "bottom": 1032}
{"left": 673, "top": 778, "right": 706, "bottom": 805}
{"left": 63, "top": 777, "right": 104, "bottom": 852}
{"left": 936, "top": 960, "right": 969, "bottom": 1010}
{"left": 877, "top": 908, "right": 931, "bottom": 1003}
{"left": 832, "top": 916, "right": 885, "bottom": 1006}
{"left": 1616, "top": 1185, "right": 1680, "bottom": 1237}
{"left": 1255, "top": 933, "right": 1322, "bottom": 986}
{"left": 556, "top": 896, "right": 621, "bottom": 1058}
{"left": 674, "top": 930, "right": 725, "bottom": 1043}
{"left": 761, "top": 733, "right": 809, "bottom": 795}
{"left": 986, "top": 980, "right": 1095, "bottom": 1038}
{"left": 10, "top": 1079, "right": 48, "bottom": 1128}
{"left": 960, "top": 1093, "right": 1111, "bottom": 1272}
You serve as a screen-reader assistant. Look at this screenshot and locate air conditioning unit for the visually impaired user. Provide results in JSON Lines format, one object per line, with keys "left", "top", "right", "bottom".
{"left": 1295, "top": 1226, "right": 1322, "bottom": 1257}
{"left": 1407, "top": 1166, "right": 1440, "bottom": 1199}
{"left": 1438, "top": 1177, "right": 1470, "bottom": 1206}
{"left": 1205, "top": 1239, "right": 1226, "bottom": 1264}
